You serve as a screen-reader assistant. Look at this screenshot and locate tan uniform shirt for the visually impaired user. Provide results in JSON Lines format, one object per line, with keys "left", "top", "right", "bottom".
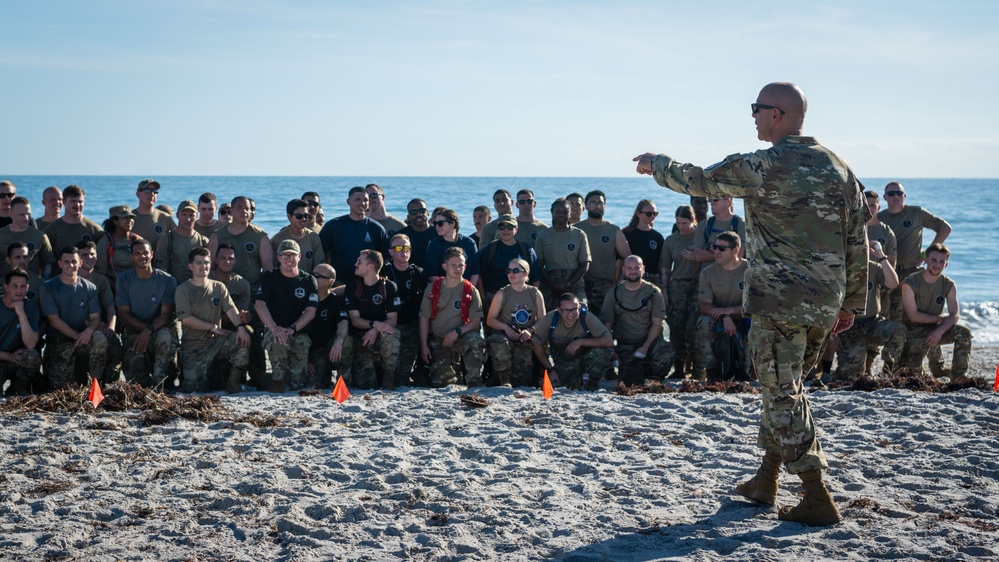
{"left": 534, "top": 228, "right": 590, "bottom": 271}
{"left": 419, "top": 281, "right": 484, "bottom": 337}
{"left": 600, "top": 281, "right": 667, "bottom": 344}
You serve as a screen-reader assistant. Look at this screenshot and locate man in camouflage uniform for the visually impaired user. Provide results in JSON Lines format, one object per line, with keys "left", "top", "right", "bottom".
{"left": 575, "top": 190, "right": 631, "bottom": 322}
{"left": 307, "top": 263, "right": 351, "bottom": 388}
{"left": 42, "top": 247, "right": 109, "bottom": 387}
{"left": 534, "top": 198, "right": 590, "bottom": 311}
{"left": 116, "top": 240, "right": 178, "bottom": 387}
{"left": 419, "top": 247, "right": 486, "bottom": 387}
{"left": 635, "top": 82, "right": 868, "bottom": 526}
{"left": 344, "top": 249, "right": 402, "bottom": 389}
{"left": 834, "top": 239, "right": 905, "bottom": 380}
{"left": 255, "top": 240, "right": 317, "bottom": 392}
{"left": 899, "top": 243, "right": 971, "bottom": 376}
{"left": 0, "top": 269, "right": 42, "bottom": 395}
{"left": 600, "top": 255, "right": 672, "bottom": 387}
{"left": 76, "top": 241, "right": 123, "bottom": 381}
{"left": 694, "top": 231, "right": 750, "bottom": 382}
{"left": 176, "top": 247, "right": 250, "bottom": 393}
{"left": 381, "top": 234, "right": 427, "bottom": 386}
{"left": 532, "top": 293, "right": 613, "bottom": 390}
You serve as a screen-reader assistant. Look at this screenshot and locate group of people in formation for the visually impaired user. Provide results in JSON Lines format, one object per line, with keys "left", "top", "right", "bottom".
{"left": 0, "top": 175, "right": 971, "bottom": 396}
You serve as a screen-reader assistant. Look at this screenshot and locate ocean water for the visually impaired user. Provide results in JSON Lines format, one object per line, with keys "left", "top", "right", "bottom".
{"left": 8, "top": 175, "right": 998, "bottom": 343}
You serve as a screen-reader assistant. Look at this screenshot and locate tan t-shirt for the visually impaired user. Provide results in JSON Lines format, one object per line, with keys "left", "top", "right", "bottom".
{"left": 533, "top": 309, "right": 610, "bottom": 357}
{"left": 660, "top": 230, "right": 701, "bottom": 280}
{"left": 133, "top": 209, "right": 176, "bottom": 249}
{"left": 43, "top": 217, "right": 103, "bottom": 255}
{"left": 175, "top": 279, "right": 237, "bottom": 345}
{"left": 270, "top": 226, "right": 325, "bottom": 273}
{"left": 419, "top": 280, "right": 484, "bottom": 337}
{"left": 214, "top": 224, "right": 269, "bottom": 287}
{"left": 515, "top": 218, "right": 548, "bottom": 248}
{"left": 211, "top": 273, "right": 253, "bottom": 312}
{"left": 495, "top": 285, "right": 544, "bottom": 329}
{"left": 154, "top": 230, "right": 209, "bottom": 284}
{"left": 698, "top": 261, "right": 749, "bottom": 311}
{"left": 599, "top": 281, "right": 667, "bottom": 344}
{"left": 575, "top": 221, "right": 623, "bottom": 284}
{"left": 0, "top": 226, "right": 54, "bottom": 276}
{"left": 534, "top": 227, "right": 590, "bottom": 271}
{"left": 903, "top": 271, "right": 955, "bottom": 326}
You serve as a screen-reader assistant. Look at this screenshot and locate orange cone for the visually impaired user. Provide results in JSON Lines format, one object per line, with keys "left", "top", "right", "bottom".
{"left": 542, "top": 370, "right": 553, "bottom": 400}
{"left": 332, "top": 376, "right": 351, "bottom": 404}
{"left": 88, "top": 378, "right": 104, "bottom": 408}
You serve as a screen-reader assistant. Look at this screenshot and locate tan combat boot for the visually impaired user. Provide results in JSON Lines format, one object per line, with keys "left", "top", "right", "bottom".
{"left": 735, "top": 450, "right": 781, "bottom": 505}
{"left": 226, "top": 367, "right": 245, "bottom": 394}
{"left": 778, "top": 469, "right": 842, "bottom": 526}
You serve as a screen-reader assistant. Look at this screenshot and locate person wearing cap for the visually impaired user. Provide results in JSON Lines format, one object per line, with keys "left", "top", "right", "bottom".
{"left": 271, "top": 199, "right": 325, "bottom": 274}
{"left": 154, "top": 200, "right": 209, "bottom": 284}
{"left": 176, "top": 247, "right": 251, "bottom": 393}
{"left": 344, "top": 249, "right": 402, "bottom": 389}
{"left": 477, "top": 216, "right": 539, "bottom": 316}
{"left": 131, "top": 179, "right": 176, "bottom": 249}
{"left": 0, "top": 196, "right": 54, "bottom": 278}
{"left": 116, "top": 239, "right": 178, "bottom": 387}
{"left": 42, "top": 185, "right": 104, "bottom": 255}
{"left": 476, "top": 189, "right": 516, "bottom": 250}
{"left": 217, "top": 203, "right": 233, "bottom": 227}
{"left": 254, "top": 239, "right": 318, "bottom": 393}
{"left": 96, "top": 205, "right": 147, "bottom": 290}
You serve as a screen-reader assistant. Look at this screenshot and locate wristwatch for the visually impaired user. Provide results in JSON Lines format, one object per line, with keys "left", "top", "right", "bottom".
{"left": 369, "top": 320, "right": 375, "bottom": 328}
{"left": 878, "top": 256, "right": 889, "bottom": 262}
{"left": 290, "top": 323, "right": 298, "bottom": 334}
{"left": 455, "top": 327, "right": 462, "bottom": 336}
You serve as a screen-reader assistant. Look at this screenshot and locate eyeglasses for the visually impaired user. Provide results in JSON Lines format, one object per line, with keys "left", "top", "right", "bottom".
{"left": 367, "top": 192, "right": 383, "bottom": 199}
{"left": 391, "top": 245, "right": 412, "bottom": 252}
{"left": 497, "top": 224, "right": 515, "bottom": 231}
{"left": 885, "top": 190, "right": 905, "bottom": 197}
{"left": 433, "top": 219, "right": 454, "bottom": 227}
{"left": 408, "top": 208, "right": 428, "bottom": 215}
{"left": 712, "top": 244, "right": 732, "bottom": 251}
{"left": 517, "top": 199, "right": 534, "bottom": 205}
{"left": 640, "top": 211, "right": 658, "bottom": 218}
{"left": 710, "top": 198, "right": 726, "bottom": 203}
{"left": 558, "top": 307, "right": 579, "bottom": 315}
{"left": 506, "top": 267, "right": 526, "bottom": 274}
{"left": 306, "top": 201, "right": 321, "bottom": 207}
{"left": 311, "top": 272, "right": 332, "bottom": 280}
{"left": 0, "top": 193, "right": 14, "bottom": 199}
{"left": 751, "top": 103, "right": 785, "bottom": 115}
{"left": 293, "top": 213, "right": 309, "bottom": 220}
{"left": 138, "top": 187, "right": 157, "bottom": 194}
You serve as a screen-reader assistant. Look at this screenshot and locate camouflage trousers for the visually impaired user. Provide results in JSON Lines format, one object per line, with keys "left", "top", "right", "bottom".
{"left": 395, "top": 321, "right": 421, "bottom": 387}
{"left": 428, "top": 332, "right": 486, "bottom": 387}
{"left": 835, "top": 317, "right": 906, "bottom": 380}
{"left": 349, "top": 330, "right": 401, "bottom": 389}
{"left": 616, "top": 338, "right": 674, "bottom": 386}
{"left": 551, "top": 346, "right": 613, "bottom": 390}
{"left": 486, "top": 332, "right": 535, "bottom": 387}
{"left": 900, "top": 323, "right": 972, "bottom": 377}
{"left": 666, "top": 279, "right": 699, "bottom": 366}
{"left": 747, "top": 316, "right": 828, "bottom": 475}
{"left": 0, "top": 349, "right": 42, "bottom": 392}
{"left": 307, "top": 336, "right": 354, "bottom": 389}
{"left": 541, "top": 269, "right": 587, "bottom": 313}
{"left": 122, "top": 326, "right": 179, "bottom": 388}
{"left": 695, "top": 314, "right": 749, "bottom": 371}
{"left": 102, "top": 331, "right": 124, "bottom": 382}
{"left": 44, "top": 332, "right": 109, "bottom": 388}
{"left": 180, "top": 332, "right": 250, "bottom": 393}
{"left": 583, "top": 277, "right": 615, "bottom": 323}
{"left": 263, "top": 330, "right": 312, "bottom": 391}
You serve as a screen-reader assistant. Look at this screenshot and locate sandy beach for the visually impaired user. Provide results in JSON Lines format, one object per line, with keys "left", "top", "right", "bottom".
{"left": 2, "top": 347, "right": 997, "bottom": 561}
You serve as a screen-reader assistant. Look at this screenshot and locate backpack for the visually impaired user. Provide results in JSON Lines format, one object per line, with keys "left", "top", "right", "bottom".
{"left": 428, "top": 277, "right": 474, "bottom": 323}
{"left": 703, "top": 215, "right": 742, "bottom": 246}
{"left": 713, "top": 321, "right": 748, "bottom": 381}
{"left": 548, "top": 304, "right": 591, "bottom": 358}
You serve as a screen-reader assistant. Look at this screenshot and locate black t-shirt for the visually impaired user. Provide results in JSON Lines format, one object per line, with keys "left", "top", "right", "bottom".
{"left": 381, "top": 263, "right": 426, "bottom": 325}
{"left": 480, "top": 240, "right": 539, "bottom": 293}
{"left": 309, "top": 292, "right": 348, "bottom": 348}
{"left": 318, "top": 215, "right": 387, "bottom": 284}
{"left": 398, "top": 225, "right": 437, "bottom": 272}
{"left": 255, "top": 270, "right": 319, "bottom": 327}
{"left": 343, "top": 277, "right": 401, "bottom": 334}
{"left": 624, "top": 228, "right": 665, "bottom": 273}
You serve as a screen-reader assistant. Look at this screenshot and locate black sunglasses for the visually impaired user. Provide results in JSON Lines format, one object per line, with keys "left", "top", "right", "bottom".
{"left": 517, "top": 199, "right": 534, "bottom": 205}
{"left": 506, "top": 267, "right": 526, "bottom": 274}
{"left": 497, "top": 224, "right": 515, "bottom": 231}
{"left": 306, "top": 201, "right": 321, "bottom": 207}
{"left": 712, "top": 244, "right": 732, "bottom": 251}
{"left": 751, "top": 103, "right": 785, "bottom": 115}
{"left": 0, "top": 193, "right": 15, "bottom": 199}
{"left": 219, "top": 210, "right": 230, "bottom": 216}
{"left": 640, "top": 211, "right": 658, "bottom": 218}
{"left": 408, "top": 208, "right": 428, "bottom": 215}
{"left": 885, "top": 190, "right": 905, "bottom": 197}
{"left": 433, "top": 219, "right": 454, "bottom": 227}
{"left": 311, "top": 272, "right": 332, "bottom": 280}
{"left": 293, "top": 213, "right": 309, "bottom": 220}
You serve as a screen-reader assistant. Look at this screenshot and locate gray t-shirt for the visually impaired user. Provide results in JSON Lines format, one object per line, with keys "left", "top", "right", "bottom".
{"left": 0, "top": 300, "right": 40, "bottom": 352}
{"left": 116, "top": 269, "right": 177, "bottom": 324}
{"left": 42, "top": 276, "right": 100, "bottom": 333}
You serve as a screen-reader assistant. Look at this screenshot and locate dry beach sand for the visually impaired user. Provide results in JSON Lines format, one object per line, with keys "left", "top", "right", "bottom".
{"left": 2, "top": 347, "right": 998, "bottom": 561}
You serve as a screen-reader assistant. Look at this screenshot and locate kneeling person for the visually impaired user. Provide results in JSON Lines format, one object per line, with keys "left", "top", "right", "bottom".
{"left": 0, "top": 269, "right": 41, "bottom": 395}
{"left": 345, "top": 250, "right": 402, "bottom": 389}
{"left": 116, "top": 240, "right": 178, "bottom": 387}
{"left": 533, "top": 293, "right": 613, "bottom": 390}
{"left": 695, "top": 231, "right": 750, "bottom": 382}
{"left": 419, "top": 247, "right": 487, "bottom": 387}
{"left": 176, "top": 248, "right": 250, "bottom": 393}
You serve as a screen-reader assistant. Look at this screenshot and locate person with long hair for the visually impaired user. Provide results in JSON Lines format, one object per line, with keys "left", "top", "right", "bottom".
{"left": 486, "top": 258, "right": 545, "bottom": 387}
{"left": 96, "top": 205, "right": 145, "bottom": 290}
{"left": 659, "top": 205, "right": 701, "bottom": 378}
{"left": 623, "top": 199, "right": 665, "bottom": 288}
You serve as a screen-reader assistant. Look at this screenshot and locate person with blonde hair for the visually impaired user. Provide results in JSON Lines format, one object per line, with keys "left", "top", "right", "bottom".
{"left": 486, "top": 258, "right": 545, "bottom": 387}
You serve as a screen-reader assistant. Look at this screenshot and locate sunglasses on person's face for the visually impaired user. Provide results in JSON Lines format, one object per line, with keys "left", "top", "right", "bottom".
{"left": 640, "top": 211, "right": 658, "bottom": 218}
{"left": 885, "top": 190, "right": 905, "bottom": 197}
{"left": 306, "top": 201, "right": 321, "bottom": 207}
{"left": 138, "top": 187, "right": 157, "bottom": 194}
{"left": 517, "top": 199, "right": 534, "bottom": 205}
{"left": 434, "top": 220, "right": 454, "bottom": 227}
{"left": 311, "top": 272, "right": 333, "bottom": 280}
{"left": 293, "top": 213, "right": 309, "bottom": 220}
{"left": 497, "top": 224, "right": 515, "bottom": 231}
{"left": 712, "top": 244, "right": 732, "bottom": 251}
{"left": 0, "top": 193, "right": 14, "bottom": 199}
{"left": 751, "top": 103, "right": 785, "bottom": 115}
{"left": 219, "top": 210, "right": 230, "bottom": 216}
{"left": 506, "top": 267, "right": 526, "bottom": 274}
{"left": 391, "top": 245, "right": 412, "bottom": 252}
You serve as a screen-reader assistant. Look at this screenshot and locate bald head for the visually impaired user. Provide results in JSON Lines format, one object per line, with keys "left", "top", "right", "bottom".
{"left": 313, "top": 263, "right": 336, "bottom": 280}
{"left": 754, "top": 82, "right": 807, "bottom": 143}
{"left": 760, "top": 82, "right": 807, "bottom": 117}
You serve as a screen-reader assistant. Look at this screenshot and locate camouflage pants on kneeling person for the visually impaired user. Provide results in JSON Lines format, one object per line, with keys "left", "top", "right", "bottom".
{"left": 395, "top": 321, "right": 421, "bottom": 387}
{"left": 180, "top": 332, "right": 250, "bottom": 393}
{"left": 486, "top": 332, "right": 534, "bottom": 387}
{"left": 263, "top": 330, "right": 312, "bottom": 391}
{"left": 616, "top": 338, "right": 674, "bottom": 386}
{"left": 428, "top": 332, "right": 486, "bottom": 387}
{"left": 122, "top": 327, "right": 179, "bottom": 388}
{"left": 900, "top": 323, "right": 972, "bottom": 377}
{"left": 350, "top": 330, "right": 401, "bottom": 389}
{"left": 0, "top": 349, "right": 42, "bottom": 394}
{"left": 307, "top": 335, "right": 354, "bottom": 389}
{"left": 551, "top": 346, "right": 613, "bottom": 390}
{"left": 835, "top": 317, "right": 906, "bottom": 380}
{"left": 44, "top": 333, "right": 109, "bottom": 388}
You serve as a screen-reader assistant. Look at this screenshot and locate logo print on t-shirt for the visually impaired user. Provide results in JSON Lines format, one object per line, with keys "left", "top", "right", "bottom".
{"left": 155, "top": 225, "right": 164, "bottom": 233}
{"left": 738, "top": 281, "right": 745, "bottom": 290}
{"left": 27, "top": 291, "right": 36, "bottom": 301}
{"left": 364, "top": 232, "right": 372, "bottom": 243}
{"left": 513, "top": 309, "right": 531, "bottom": 325}
{"left": 26, "top": 242, "right": 36, "bottom": 252}
{"left": 150, "top": 296, "right": 158, "bottom": 303}
{"left": 868, "top": 281, "right": 874, "bottom": 291}
{"left": 245, "top": 242, "right": 256, "bottom": 253}
{"left": 935, "top": 296, "right": 945, "bottom": 305}
{"left": 567, "top": 243, "right": 576, "bottom": 252}
{"left": 212, "top": 296, "right": 221, "bottom": 307}
{"left": 82, "top": 234, "right": 92, "bottom": 242}
{"left": 452, "top": 299, "right": 461, "bottom": 310}
{"left": 531, "top": 232, "right": 538, "bottom": 241}
{"left": 902, "top": 220, "right": 913, "bottom": 229}
{"left": 649, "top": 240, "right": 658, "bottom": 250}
{"left": 305, "top": 250, "right": 314, "bottom": 260}
{"left": 877, "top": 237, "right": 886, "bottom": 245}
{"left": 295, "top": 287, "right": 306, "bottom": 299}
{"left": 601, "top": 235, "right": 610, "bottom": 244}
{"left": 320, "top": 309, "right": 328, "bottom": 319}
{"left": 372, "top": 293, "right": 383, "bottom": 305}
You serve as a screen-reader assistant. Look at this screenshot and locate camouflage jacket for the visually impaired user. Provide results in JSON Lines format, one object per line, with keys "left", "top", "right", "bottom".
{"left": 651, "top": 135, "right": 869, "bottom": 329}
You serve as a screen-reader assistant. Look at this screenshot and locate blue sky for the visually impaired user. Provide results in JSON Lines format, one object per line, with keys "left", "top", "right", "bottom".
{"left": 2, "top": 1, "right": 996, "bottom": 177}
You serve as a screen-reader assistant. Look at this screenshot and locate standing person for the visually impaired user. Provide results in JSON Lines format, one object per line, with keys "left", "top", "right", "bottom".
{"left": 77, "top": 240, "right": 122, "bottom": 382}
{"left": 623, "top": 199, "right": 665, "bottom": 288}
{"left": 0, "top": 269, "right": 41, "bottom": 395}
{"left": 0, "top": 181, "right": 36, "bottom": 229}
{"left": 419, "top": 247, "right": 487, "bottom": 387}
{"left": 3, "top": 243, "right": 44, "bottom": 304}
{"left": 513, "top": 189, "right": 548, "bottom": 248}
{"left": 0, "top": 197, "right": 54, "bottom": 277}
{"left": 96, "top": 206, "right": 145, "bottom": 289}
{"left": 254, "top": 240, "right": 318, "bottom": 393}
{"left": 566, "top": 193, "right": 585, "bottom": 225}
{"left": 899, "top": 243, "right": 971, "bottom": 377}
{"left": 478, "top": 217, "right": 539, "bottom": 314}
{"left": 381, "top": 234, "right": 427, "bottom": 387}
{"left": 486, "top": 258, "right": 545, "bottom": 387}
{"left": 424, "top": 209, "right": 480, "bottom": 286}
{"left": 175, "top": 247, "right": 250, "bottom": 394}
{"left": 690, "top": 197, "right": 747, "bottom": 261}
{"left": 476, "top": 189, "right": 516, "bottom": 249}
{"left": 36, "top": 186, "right": 64, "bottom": 232}
{"left": 659, "top": 205, "right": 702, "bottom": 378}
{"left": 42, "top": 247, "right": 109, "bottom": 388}
{"left": 301, "top": 191, "right": 323, "bottom": 231}
{"left": 600, "top": 256, "right": 672, "bottom": 387}
{"left": 694, "top": 231, "right": 750, "bottom": 382}
{"left": 217, "top": 203, "right": 232, "bottom": 227}
{"left": 575, "top": 190, "right": 631, "bottom": 318}
{"left": 344, "top": 249, "right": 402, "bottom": 389}
{"left": 207, "top": 196, "right": 272, "bottom": 289}
{"left": 115, "top": 240, "right": 178, "bottom": 388}
{"left": 42, "top": 185, "right": 103, "bottom": 257}
{"left": 634, "top": 82, "right": 868, "bottom": 526}
{"left": 534, "top": 198, "right": 590, "bottom": 311}
{"left": 271, "top": 199, "right": 325, "bottom": 273}
{"left": 131, "top": 179, "right": 176, "bottom": 249}
{"left": 398, "top": 198, "right": 435, "bottom": 270}
{"left": 319, "top": 187, "right": 388, "bottom": 286}
{"left": 307, "top": 263, "right": 350, "bottom": 389}
{"left": 365, "top": 183, "right": 407, "bottom": 237}
{"left": 154, "top": 200, "right": 209, "bottom": 284}
{"left": 470, "top": 205, "right": 492, "bottom": 246}
{"left": 531, "top": 293, "right": 614, "bottom": 390}
{"left": 193, "top": 193, "right": 220, "bottom": 238}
